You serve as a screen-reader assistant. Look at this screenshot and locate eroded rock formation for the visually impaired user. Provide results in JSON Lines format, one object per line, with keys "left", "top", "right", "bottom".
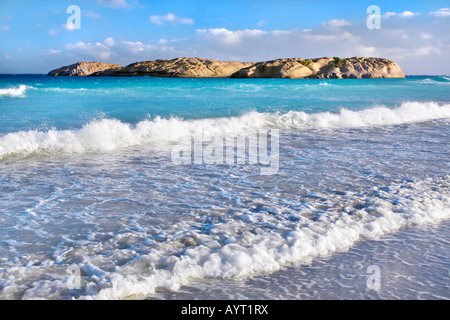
{"left": 48, "top": 57, "right": 405, "bottom": 79}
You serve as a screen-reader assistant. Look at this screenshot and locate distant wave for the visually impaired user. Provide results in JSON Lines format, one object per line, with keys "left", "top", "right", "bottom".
{"left": 0, "top": 101, "right": 449, "bottom": 159}
{"left": 0, "top": 85, "right": 29, "bottom": 97}
{"left": 408, "top": 76, "right": 450, "bottom": 84}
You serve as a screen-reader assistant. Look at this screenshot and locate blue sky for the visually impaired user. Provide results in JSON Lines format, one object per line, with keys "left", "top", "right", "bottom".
{"left": 0, "top": 0, "right": 449, "bottom": 74}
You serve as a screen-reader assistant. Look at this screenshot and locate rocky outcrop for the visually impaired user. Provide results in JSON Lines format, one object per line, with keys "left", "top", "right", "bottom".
{"left": 230, "top": 58, "right": 326, "bottom": 78}
{"left": 230, "top": 57, "right": 405, "bottom": 79}
{"left": 90, "top": 57, "right": 254, "bottom": 77}
{"left": 48, "top": 57, "right": 405, "bottom": 79}
{"left": 314, "top": 57, "right": 405, "bottom": 79}
{"left": 47, "top": 61, "right": 122, "bottom": 76}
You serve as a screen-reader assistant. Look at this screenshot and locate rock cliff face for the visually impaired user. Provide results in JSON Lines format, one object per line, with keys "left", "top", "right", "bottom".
{"left": 230, "top": 57, "right": 405, "bottom": 79}
{"left": 47, "top": 62, "right": 122, "bottom": 76}
{"left": 48, "top": 57, "right": 405, "bottom": 79}
{"left": 90, "top": 57, "right": 253, "bottom": 77}
{"left": 316, "top": 57, "right": 405, "bottom": 79}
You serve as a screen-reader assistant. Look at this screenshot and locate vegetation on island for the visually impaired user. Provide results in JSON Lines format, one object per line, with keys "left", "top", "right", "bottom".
{"left": 300, "top": 59, "right": 312, "bottom": 66}
{"left": 332, "top": 58, "right": 346, "bottom": 69}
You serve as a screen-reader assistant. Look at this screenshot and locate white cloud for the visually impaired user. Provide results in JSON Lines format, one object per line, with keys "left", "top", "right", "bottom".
{"left": 54, "top": 38, "right": 185, "bottom": 65}
{"left": 356, "top": 46, "right": 377, "bottom": 56}
{"left": 64, "top": 41, "right": 111, "bottom": 60}
{"left": 382, "top": 46, "right": 440, "bottom": 61}
{"left": 121, "top": 40, "right": 158, "bottom": 53}
{"left": 382, "top": 12, "right": 397, "bottom": 19}
{"left": 83, "top": 10, "right": 102, "bottom": 19}
{"left": 414, "top": 46, "right": 440, "bottom": 56}
{"left": 383, "top": 11, "right": 420, "bottom": 18}
{"left": 62, "top": 22, "right": 77, "bottom": 32}
{"left": 197, "top": 28, "right": 267, "bottom": 44}
{"left": 429, "top": 8, "right": 450, "bottom": 17}
{"left": 0, "top": 25, "right": 10, "bottom": 32}
{"left": 325, "top": 19, "right": 352, "bottom": 28}
{"left": 420, "top": 32, "right": 433, "bottom": 39}
{"left": 48, "top": 27, "right": 59, "bottom": 36}
{"left": 96, "top": 0, "right": 128, "bottom": 9}
{"left": 150, "top": 13, "right": 194, "bottom": 26}
{"left": 192, "top": 19, "right": 448, "bottom": 74}
{"left": 48, "top": 23, "right": 78, "bottom": 36}
{"left": 47, "top": 49, "right": 63, "bottom": 55}
{"left": 257, "top": 20, "right": 267, "bottom": 27}
{"left": 302, "top": 30, "right": 356, "bottom": 42}
{"left": 104, "top": 37, "right": 116, "bottom": 47}
{"left": 399, "top": 11, "right": 420, "bottom": 17}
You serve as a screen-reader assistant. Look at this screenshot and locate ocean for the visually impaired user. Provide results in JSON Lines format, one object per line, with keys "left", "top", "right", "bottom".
{"left": 0, "top": 75, "right": 449, "bottom": 299}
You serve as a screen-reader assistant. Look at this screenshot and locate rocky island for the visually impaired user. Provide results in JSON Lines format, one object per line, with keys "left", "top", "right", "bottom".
{"left": 48, "top": 57, "right": 405, "bottom": 79}
{"left": 47, "top": 61, "right": 122, "bottom": 76}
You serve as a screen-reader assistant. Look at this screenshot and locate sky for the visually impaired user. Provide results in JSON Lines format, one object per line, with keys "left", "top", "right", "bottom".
{"left": 0, "top": 0, "right": 449, "bottom": 74}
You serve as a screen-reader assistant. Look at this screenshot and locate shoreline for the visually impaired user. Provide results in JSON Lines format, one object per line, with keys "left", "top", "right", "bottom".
{"left": 150, "top": 220, "right": 450, "bottom": 300}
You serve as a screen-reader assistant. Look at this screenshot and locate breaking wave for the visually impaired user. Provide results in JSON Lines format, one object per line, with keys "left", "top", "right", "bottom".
{"left": 9, "top": 175, "right": 449, "bottom": 299}
{"left": 0, "top": 101, "right": 449, "bottom": 159}
{"left": 0, "top": 85, "right": 30, "bottom": 97}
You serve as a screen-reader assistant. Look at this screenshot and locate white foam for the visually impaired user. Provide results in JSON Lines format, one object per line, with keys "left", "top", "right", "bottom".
{"left": 2, "top": 176, "right": 448, "bottom": 299}
{"left": 0, "top": 85, "right": 29, "bottom": 97}
{"left": 87, "top": 176, "right": 449, "bottom": 299}
{"left": 0, "top": 101, "right": 449, "bottom": 160}
{"left": 411, "top": 77, "right": 450, "bottom": 84}
{"left": 275, "top": 101, "right": 450, "bottom": 128}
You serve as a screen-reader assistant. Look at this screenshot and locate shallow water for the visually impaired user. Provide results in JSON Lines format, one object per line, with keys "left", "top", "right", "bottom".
{"left": 151, "top": 221, "right": 450, "bottom": 300}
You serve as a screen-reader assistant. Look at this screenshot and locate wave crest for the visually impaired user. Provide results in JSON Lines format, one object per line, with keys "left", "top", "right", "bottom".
{"left": 0, "top": 101, "right": 449, "bottom": 159}
{"left": 0, "top": 85, "right": 29, "bottom": 97}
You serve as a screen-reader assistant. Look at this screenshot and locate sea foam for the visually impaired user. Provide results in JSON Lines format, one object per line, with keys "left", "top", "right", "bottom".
{"left": 0, "top": 101, "right": 449, "bottom": 160}
{"left": 90, "top": 177, "right": 449, "bottom": 300}
{"left": 5, "top": 175, "right": 448, "bottom": 300}
{"left": 0, "top": 85, "right": 29, "bottom": 97}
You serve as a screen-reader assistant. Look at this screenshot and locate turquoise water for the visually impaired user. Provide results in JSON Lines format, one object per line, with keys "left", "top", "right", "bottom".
{"left": 0, "top": 75, "right": 449, "bottom": 299}
{"left": 1, "top": 75, "right": 449, "bottom": 133}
